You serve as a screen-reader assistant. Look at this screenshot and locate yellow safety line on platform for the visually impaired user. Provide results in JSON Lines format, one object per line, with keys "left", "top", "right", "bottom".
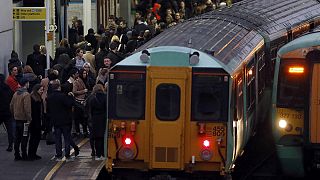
{"left": 44, "top": 138, "right": 89, "bottom": 180}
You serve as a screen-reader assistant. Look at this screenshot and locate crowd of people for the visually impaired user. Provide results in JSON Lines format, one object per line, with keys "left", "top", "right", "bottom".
{"left": 0, "top": 0, "right": 238, "bottom": 162}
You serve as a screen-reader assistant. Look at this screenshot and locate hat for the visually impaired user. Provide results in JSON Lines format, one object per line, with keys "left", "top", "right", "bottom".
{"left": 19, "top": 77, "right": 29, "bottom": 86}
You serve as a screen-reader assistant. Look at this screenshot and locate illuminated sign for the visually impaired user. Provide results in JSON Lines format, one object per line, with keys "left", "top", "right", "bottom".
{"left": 13, "top": 7, "right": 46, "bottom": 21}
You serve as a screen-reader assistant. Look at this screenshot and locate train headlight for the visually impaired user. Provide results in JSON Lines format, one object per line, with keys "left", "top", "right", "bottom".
{"left": 279, "top": 119, "right": 288, "bottom": 129}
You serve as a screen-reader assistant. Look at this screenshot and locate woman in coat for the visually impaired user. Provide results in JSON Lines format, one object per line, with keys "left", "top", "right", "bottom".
{"left": 88, "top": 84, "right": 107, "bottom": 160}
{"left": 73, "top": 69, "right": 89, "bottom": 136}
{"left": 28, "top": 84, "right": 44, "bottom": 160}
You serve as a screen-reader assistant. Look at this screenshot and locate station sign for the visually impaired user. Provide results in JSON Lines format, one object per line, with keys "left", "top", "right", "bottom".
{"left": 13, "top": 7, "right": 46, "bottom": 21}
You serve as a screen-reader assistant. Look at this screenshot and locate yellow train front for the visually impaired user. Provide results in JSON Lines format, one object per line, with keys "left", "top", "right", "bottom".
{"left": 106, "top": 46, "right": 230, "bottom": 179}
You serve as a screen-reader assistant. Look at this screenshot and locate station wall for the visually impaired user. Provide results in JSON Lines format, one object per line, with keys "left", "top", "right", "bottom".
{"left": 0, "top": 0, "right": 13, "bottom": 76}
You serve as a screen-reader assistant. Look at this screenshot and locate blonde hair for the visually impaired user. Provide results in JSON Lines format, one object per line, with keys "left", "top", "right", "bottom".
{"left": 40, "top": 45, "right": 46, "bottom": 54}
{"left": 111, "top": 35, "right": 120, "bottom": 43}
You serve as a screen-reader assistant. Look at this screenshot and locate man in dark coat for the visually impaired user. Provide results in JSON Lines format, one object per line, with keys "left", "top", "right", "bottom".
{"left": 85, "top": 28, "right": 98, "bottom": 53}
{"left": 26, "top": 44, "right": 46, "bottom": 77}
{"left": 106, "top": 41, "right": 125, "bottom": 67}
{"left": 0, "top": 74, "right": 14, "bottom": 152}
{"left": 95, "top": 41, "right": 109, "bottom": 72}
{"left": 47, "top": 80, "right": 75, "bottom": 161}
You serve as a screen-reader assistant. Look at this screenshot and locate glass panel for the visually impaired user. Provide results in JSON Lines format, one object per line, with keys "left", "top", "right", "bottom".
{"left": 277, "top": 62, "right": 307, "bottom": 108}
{"left": 115, "top": 82, "right": 145, "bottom": 119}
{"left": 192, "top": 75, "right": 228, "bottom": 121}
{"left": 156, "top": 84, "right": 180, "bottom": 121}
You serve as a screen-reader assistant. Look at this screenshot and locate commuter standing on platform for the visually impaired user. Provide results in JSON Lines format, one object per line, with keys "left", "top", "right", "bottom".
{"left": 28, "top": 84, "right": 44, "bottom": 160}
{"left": 10, "top": 77, "right": 32, "bottom": 161}
{"left": 47, "top": 80, "right": 75, "bottom": 161}
{"left": 0, "top": 74, "right": 14, "bottom": 152}
{"left": 87, "top": 84, "right": 107, "bottom": 160}
{"left": 6, "top": 66, "right": 20, "bottom": 92}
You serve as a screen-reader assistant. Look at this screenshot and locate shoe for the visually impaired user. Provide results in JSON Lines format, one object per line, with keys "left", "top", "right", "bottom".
{"left": 54, "top": 156, "right": 63, "bottom": 162}
{"left": 74, "top": 147, "right": 80, "bottom": 157}
{"left": 14, "top": 155, "right": 22, "bottom": 161}
{"left": 95, "top": 156, "right": 102, "bottom": 161}
{"left": 91, "top": 151, "right": 96, "bottom": 157}
{"left": 65, "top": 156, "right": 74, "bottom": 162}
{"left": 6, "top": 146, "right": 13, "bottom": 152}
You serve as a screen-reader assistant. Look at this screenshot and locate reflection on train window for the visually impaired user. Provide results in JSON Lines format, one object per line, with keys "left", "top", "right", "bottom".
{"left": 115, "top": 82, "right": 145, "bottom": 119}
{"left": 246, "top": 63, "right": 255, "bottom": 111}
{"left": 236, "top": 77, "right": 243, "bottom": 120}
{"left": 192, "top": 75, "right": 228, "bottom": 121}
{"left": 258, "top": 53, "right": 266, "bottom": 97}
{"left": 156, "top": 84, "right": 180, "bottom": 121}
{"left": 277, "top": 63, "right": 306, "bottom": 108}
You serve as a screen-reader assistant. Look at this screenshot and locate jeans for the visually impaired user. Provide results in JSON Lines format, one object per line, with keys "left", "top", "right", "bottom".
{"left": 54, "top": 125, "right": 72, "bottom": 158}
{"left": 14, "top": 121, "right": 29, "bottom": 157}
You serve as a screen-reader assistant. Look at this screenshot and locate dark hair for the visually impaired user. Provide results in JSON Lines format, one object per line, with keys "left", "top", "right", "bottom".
{"left": 76, "top": 48, "right": 83, "bottom": 54}
{"left": 109, "top": 41, "right": 118, "bottom": 51}
{"left": 78, "top": 68, "right": 87, "bottom": 81}
{"left": 88, "top": 28, "right": 94, "bottom": 34}
{"left": 32, "top": 84, "right": 42, "bottom": 93}
{"left": 50, "top": 79, "right": 61, "bottom": 90}
{"left": 68, "top": 67, "right": 79, "bottom": 77}
{"left": 99, "top": 41, "right": 106, "bottom": 49}
{"left": 33, "top": 44, "right": 40, "bottom": 52}
{"left": 11, "top": 50, "right": 18, "bottom": 59}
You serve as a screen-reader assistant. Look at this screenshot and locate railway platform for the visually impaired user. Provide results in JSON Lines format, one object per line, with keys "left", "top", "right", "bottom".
{"left": 0, "top": 124, "right": 104, "bottom": 180}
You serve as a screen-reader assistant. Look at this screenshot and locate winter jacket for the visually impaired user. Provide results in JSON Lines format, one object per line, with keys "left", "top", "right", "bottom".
{"left": 10, "top": 87, "right": 32, "bottom": 122}
{"left": 47, "top": 90, "right": 74, "bottom": 127}
{"left": 88, "top": 92, "right": 107, "bottom": 137}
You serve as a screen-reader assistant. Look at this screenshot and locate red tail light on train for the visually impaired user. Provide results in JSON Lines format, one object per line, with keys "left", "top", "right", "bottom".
{"left": 124, "top": 137, "right": 132, "bottom": 145}
{"left": 203, "top": 140, "right": 210, "bottom": 148}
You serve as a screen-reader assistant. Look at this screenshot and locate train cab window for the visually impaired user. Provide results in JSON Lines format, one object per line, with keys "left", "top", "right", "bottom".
{"left": 156, "top": 84, "right": 180, "bottom": 121}
{"left": 246, "top": 61, "right": 255, "bottom": 111}
{"left": 277, "top": 62, "right": 307, "bottom": 108}
{"left": 115, "top": 82, "right": 145, "bottom": 119}
{"left": 192, "top": 75, "right": 228, "bottom": 121}
{"left": 108, "top": 70, "right": 146, "bottom": 120}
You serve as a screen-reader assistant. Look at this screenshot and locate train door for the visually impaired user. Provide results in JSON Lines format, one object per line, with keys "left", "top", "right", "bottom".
{"left": 310, "top": 63, "right": 320, "bottom": 143}
{"left": 149, "top": 67, "right": 188, "bottom": 169}
{"left": 233, "top": 72, "right": 244, "bottom": 159}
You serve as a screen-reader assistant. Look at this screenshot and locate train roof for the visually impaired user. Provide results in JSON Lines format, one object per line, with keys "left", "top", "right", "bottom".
{"left": 205, "top": 0, "right": 320, "bottom": 38}
{"left": 138, "top": 0, "right": 320, "bottom": 73}
{"left": 278, "top": 32, "right": 320, "bottom": 56}
{"left": 117, "top": 46, "right": 226, "bottom": 70}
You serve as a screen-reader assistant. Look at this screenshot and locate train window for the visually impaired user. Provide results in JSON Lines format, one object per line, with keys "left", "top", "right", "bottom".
{"left": 114, "top": 82, "right": 145, "bottom": 119}
{"left": 277, "top": 62, "right": 307, "bottom": 108}
{"left": 236, "top": 77, "right": 244, "bottom": 120}
{"left": 192, "top": 75, "right": 228, "bottom": 121}
{"left": 246, "top": 62, "right": 255, "bottom": 111}
{"left": 156, "top": 84, "right": 180, "bottom": 121}
{"left": 258, "top": 54, "right": 266, "bottom": 97}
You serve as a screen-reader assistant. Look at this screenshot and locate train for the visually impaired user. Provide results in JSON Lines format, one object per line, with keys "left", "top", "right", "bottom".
{"left": 105, "top": 0, "right": 320, "bottom": 179}
{"left": 272, "top": 30, "right": 320, "bottom": 177}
